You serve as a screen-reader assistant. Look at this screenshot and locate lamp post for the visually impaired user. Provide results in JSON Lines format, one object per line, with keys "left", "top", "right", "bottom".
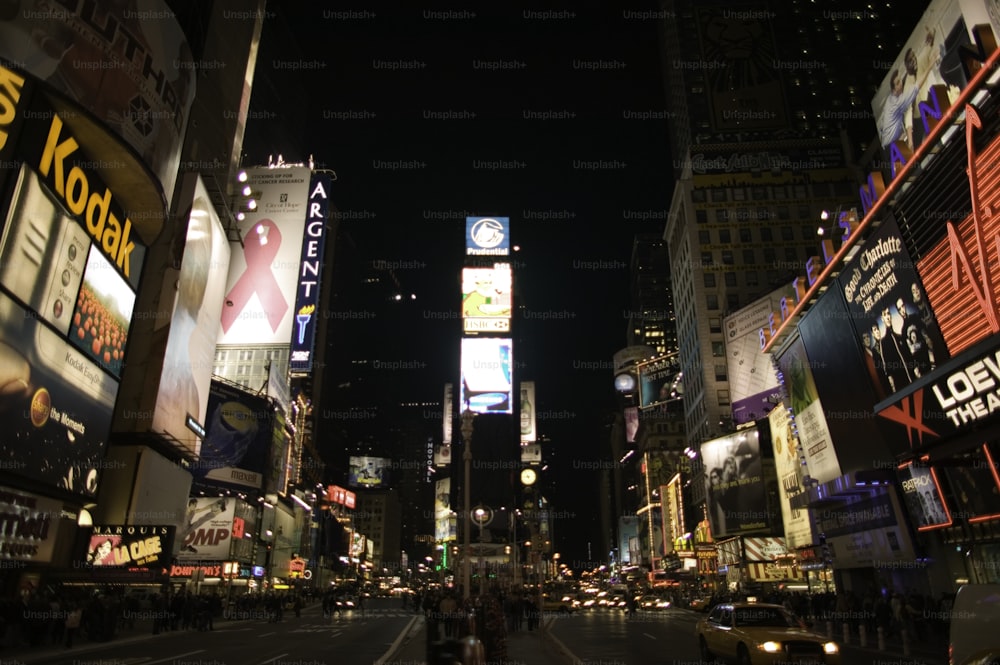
{"left": 474, "top": 507, "right": 487, "bottom": 595}
{"left": 460, "top": 409, "right": 475, "bottom": 601}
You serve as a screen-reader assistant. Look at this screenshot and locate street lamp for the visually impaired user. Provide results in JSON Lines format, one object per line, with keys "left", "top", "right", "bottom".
{"left": 460, "top": 409, "right": 476, "bottom": 600}
{"left": 474, "top": 507, "right": 487, "bottom": 595}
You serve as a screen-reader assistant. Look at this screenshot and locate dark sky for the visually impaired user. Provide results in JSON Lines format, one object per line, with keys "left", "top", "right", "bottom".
{"left": 244, "top": 2, "right": 672, "bottom": 562}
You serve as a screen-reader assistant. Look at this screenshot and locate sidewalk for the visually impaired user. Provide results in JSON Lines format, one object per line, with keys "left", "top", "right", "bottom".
{"left": 380, "top": 614, "right": 571, "bottom": 665}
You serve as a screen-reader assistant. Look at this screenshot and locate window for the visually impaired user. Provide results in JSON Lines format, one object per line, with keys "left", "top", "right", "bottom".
{"left": 712, "top": 341, "right": 724, "bottom": 356}
{"left": 777, "top": 207, "right": 791, "bottom": 221}
{"left": 785, "top": 247, "right": 799, "bottom": 262}
{"left": 717, "top": 209, "right": 729, "bottom": 222}
{"left": 718, "top": 229, "right": 731, "bottom": 243}
{"left": 698, "top": 230, "right": 710, "bottom": 244}
{"left": 746, "top": 271, "right": 759, "bottom": 286}
{"left": 739, "top": 228, "right": 752, "bottom": 242}
{"left": 718, "top": 389, "right": 731, "bottom": 405}
{"left": 721, "top": 250, "right": 734, "bottom": 265}
{"left": 763, "top": 247, "right": 776, "bottom": 263}
{"left": 760, "top": 228, "right": 773, "bottom": 241}
{"left": 780, "top": 226, "right": 794, "bottom": 241}
{"left": 704, "top": 273, "right": 717, "bottom": 287}
{"left": 752, "top": 187, "right": 767, "bottom": 200}
{"left": 724, "top": 272, "right": 737, "bottom": 287}
{"left": 801, "top": 225, "right": 816, "bottom": 239}
{"left": 711, "top": 188, "right": 727, "bottom": 202}
{"left": 742, "top": 249, "right": 755, "bottom": 264}
{"left": 733, "top": 187, "right": 746, "bottom": 201}
{"left": 715, "top": 365, "right": 727, "bottom": 381}
{"left": 706, "top": 294, "right": 719, "bottom": 310}
{"left": 709, "top": 317, "right": 722, "bottom": 333}
{"left": 727, "top": 294, "right": 740, "bottom": 310}
{"left": 695, "top": 210, "right": 708, "bottom": 224}
{"left": 691, "top": 188, "right": 707, "bottom": 202}
{"left": 701, "top": 252, "right": 713, "bottom": 266}
{"left": 798, "top": 204, "right": 811, "bottom": 219}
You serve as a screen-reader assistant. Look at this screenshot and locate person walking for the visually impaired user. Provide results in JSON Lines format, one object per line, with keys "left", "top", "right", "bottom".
{"left": 64, "top": 605, "right": 82, "bottom": 648}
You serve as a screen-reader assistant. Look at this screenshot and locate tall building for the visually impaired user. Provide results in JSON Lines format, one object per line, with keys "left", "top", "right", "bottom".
{"left": 627, "top": 234, "right": 677, "bottom": 355}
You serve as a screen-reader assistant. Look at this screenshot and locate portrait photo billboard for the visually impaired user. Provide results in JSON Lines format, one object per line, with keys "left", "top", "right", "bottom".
{"left": 700, "top": 427, "right": 769, "bottom": 538}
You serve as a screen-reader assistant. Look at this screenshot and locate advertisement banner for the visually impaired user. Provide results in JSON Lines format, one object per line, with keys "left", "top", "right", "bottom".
{"left": 434, "top": 444, "right": 452, "bottom": 467}
{"left": 746, "top": 562, "right": 804, "bottom": 582}
{"left": 694, "top": 5, "right": 787, "bottom": 133}
{"left": 896, "top": 462, "right": 952, "bottom": 530}
{"left": 152, "top": 176, "right": 231, "bottom": 454}
{"left": 742, "top": 536, "right": 788, "bottom": 562}
{"left": 443, "top": 383, "right": 453, "bottom": 444}
{"left": 661, "top": 475, "right": 685, "bottom": 555}
{"left": 619, "top": 516, "right": 639, "bottom": 565}
{"left": 841, "top": 216, "right": 948, "bottom": 399}
{"left": 465, "top": 217, "right": 510, "bottom": 256}
{"left": 86, "top": 526, "right": 174, "bottom": 568}
{"left": 194, "top": 380, "right": 272, "bottom": 490}
{"left": 519, "top": 380, "right": 537, "bottom": 442}
{"left": 177, "top": 497, "right": 236, "bottom": 562}
{"left": 820, "top": 491, "right": 915, "bottom": 569}
{"left": 289, "top": 172, "right": 332, "bottom": 373}
{"left": 725, "top": 288, "right": 788, "bottom": 424}
{"left": 637, "top": 354, "right": 681, "bottom": 409}
{"left": 348, "top": 456, "right": 390, "bottom": 488}
{"left": 624, "top": 407, "right": 639, "bottom": 443}
{"left": 520, "top": 443, "right": 541, "bottom": 464}
{"left": 767, "top": 403, "right": 814, "bottom": 549}
{"left": 462, "top": 264, "right": 512, "bottom": 333}
{"left": 0, "top": 0, "right": 197, "bottom": 202}
{"left": 775, "top": 336, "right": 842, "bottom": 484}
{"left": 219, "top": 166, "right": 312, "bottom": 346}
{"left": 700, "top": 427, "right": 770, "bottom": 538}
{"left": 0, "top": 487, "right": 61, "bottom": 562}
{"left": 460, "top": 337, "right": 513, "bottom": 413}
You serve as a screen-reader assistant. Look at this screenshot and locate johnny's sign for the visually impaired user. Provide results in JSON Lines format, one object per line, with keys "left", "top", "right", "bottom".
{"left": 877, "top": 340, "right": 1000, "bottom": 455}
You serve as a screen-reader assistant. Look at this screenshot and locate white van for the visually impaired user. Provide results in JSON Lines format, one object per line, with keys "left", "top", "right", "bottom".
{"left": 949, "top": 584, "right": 1000, "bottom": 665}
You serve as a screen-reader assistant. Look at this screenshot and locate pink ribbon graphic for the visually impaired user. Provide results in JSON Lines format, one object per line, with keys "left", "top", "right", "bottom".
{"left": 221, "top": 219, "right": 288, "bottom": 333}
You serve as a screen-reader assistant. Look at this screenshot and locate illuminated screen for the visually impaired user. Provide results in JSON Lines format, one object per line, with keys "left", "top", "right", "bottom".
{"left": 700, "top": 428, "right": 768, "bottom": 538}
{"left": 70, "top": 245, "right": 134, "bottom": 377}
{"left": 348, "top": 455, "right": 391, "bottom": 488}
{"left": 896, "top": 462, "right": 952, "bottom": 530}
{"left": 462, "top": 264, "right": 512, "bottom": 333}
{"left": 460, "top": 337, "right": 513, "bottom": 413}
{"left": 86, "top": 527, "right": 174, "bottom": 568}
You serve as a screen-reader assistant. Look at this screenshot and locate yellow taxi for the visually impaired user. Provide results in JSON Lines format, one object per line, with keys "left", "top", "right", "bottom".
{"left": 695, "top": 602, "right": 840, "bottom": 665}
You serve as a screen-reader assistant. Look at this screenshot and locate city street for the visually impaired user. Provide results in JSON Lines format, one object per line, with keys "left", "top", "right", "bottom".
{"left": 11, "top": 598, "right": 416, "bottom": 665}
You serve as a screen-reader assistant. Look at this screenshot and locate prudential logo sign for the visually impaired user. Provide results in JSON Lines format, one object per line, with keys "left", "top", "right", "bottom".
{"left": 466, "top": 217, "right": 510, "bottom": 256}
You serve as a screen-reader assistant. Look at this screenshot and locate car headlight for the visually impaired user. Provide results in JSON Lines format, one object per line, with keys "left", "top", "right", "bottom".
{"left": 823, "top": 642, "right": 839, "bottom": 654}
{"left": 758, "top": 641, "right": 782, "bottom": 653}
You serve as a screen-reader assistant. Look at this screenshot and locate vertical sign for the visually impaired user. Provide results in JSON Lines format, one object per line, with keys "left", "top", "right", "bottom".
{"left": 520, "top": 381, "right": 536, "bottom": 442}
{"left": 289, "top": 172, "right": 331, "bottom": 373}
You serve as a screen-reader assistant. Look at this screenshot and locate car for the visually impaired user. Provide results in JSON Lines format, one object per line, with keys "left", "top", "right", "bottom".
{"left": 639, "top": 594, "right": 672, "bottom": 611}
{"left": 696, "top": 602, "right": 840, "bottom": 665}
{"left": 689, "top": 596, "right": 712, "bottom": 611}
{"left": 541, "top": 593, "right": 576, "bottom": 614}
{"left": 949, "top": 584, "right": 1000, "bottom": 665}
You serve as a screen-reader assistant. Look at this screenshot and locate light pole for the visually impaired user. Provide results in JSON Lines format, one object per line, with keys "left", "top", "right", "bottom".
{"left": 460, "top": 409, "right": 475, "bottom": 601}
{"left": 475, "top": 507, "right": 487, "bottom": 595}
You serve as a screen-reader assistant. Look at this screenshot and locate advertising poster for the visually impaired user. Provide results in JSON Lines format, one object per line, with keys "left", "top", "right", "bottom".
{"left": 637, "top": 354, "right": 681, "bottom": 409}
{"left": 443, "top": 383, "right": 453, "bottom": 445}
{"left": 840, "top": 217, "right": 948, "bottom": 399}
{"left": 820, "top": 491, "right": 915, "bottom": 569}
{"left": 694, "top": 5, "right": 787, "bottom": 132}
{"left": 767, "top": 403, "right": 814, "bottom": 548}
{"left": 624, "top": 407, "right": 639, "bottom": 443}
{"left": 520, "top": 443, "right": 541, "bottom": 464}
{"left": 0, "top": 487, "right": 61, "bottom": 562}
{"left": 700, "top": 428, "right": 769, "bottom": 538}
{"left": 348, "top": 456, "right": 391, "bottom": 488}
{"left": 434, "top": 444, "right": 452, "bottom": 467}
{"left": 943, "top": 444, "right": 1000, "bottom": 523}
{"left": 268, "top": 410, "right": 289, "bottom": 496}
{"left": 86, "top": 526, "right": 174, "bottom": 568}
{"left": 465, "top": 217, "right": 510, "bottom": 256}
{"left": 896, "top": 462, "right": 951, "bottom": 530}
{"left": 519, "top": 380, "right": 537, "bottom": 442}
{"left": 618, "top": 516, "right": 639, "bottom": 564}
{"left": 152, "top": 176, "right": 230, "bottom": 453}
{"left": 462, "top": 264, "right": 512, "bottom": 333}
{"left": 219, "top": 166, "right": 312, "bottom": 346}
{"left": 724, "top": 288, "right": 788, "bottom": 424}
{"left": 177, "top": 497, "right": 236, "bottom": 562}
{"left": 870, "top": 0, "right": 995, "bottom": 155}
{"left": 460, "top": 337, "right": 513, "bottom": 413}
{"left": 434, "top": 478, "right": 455, "bottom": 542}
{"left": 289, "top": 172, "right": 333, "bottom": 373}
{"left": 775, "top": 336, "right": 842, "bottom": 484}
{"left": 662, "top": 475, "right": 685, "bottom": 553}
{"left": 194, "top": 380, "right": 272, "bottom": 490}
{"left": 0, "top": 0, "right": 197, "bottom": 202}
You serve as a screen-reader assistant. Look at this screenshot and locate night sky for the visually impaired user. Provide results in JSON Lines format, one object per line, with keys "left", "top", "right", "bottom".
{"left": 243, "top": 2, "right": 672, "bottom": 562}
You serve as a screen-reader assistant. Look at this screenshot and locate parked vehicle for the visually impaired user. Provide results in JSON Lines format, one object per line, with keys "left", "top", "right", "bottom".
{"left": 949, "top": 584, "right": 1000, "bottom": 665}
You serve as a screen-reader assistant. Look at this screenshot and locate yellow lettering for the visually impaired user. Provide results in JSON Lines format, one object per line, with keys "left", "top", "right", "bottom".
{"left": 86, "top": 187, "right": 111, "bottom": 239}
{"left": 115, "top": 217, "right": 134, "bottom": 278}
{"left": 0, "top": 67, "right": 24, "bottom": 150}
{"left": 65, "top": 166, "right": 88, "bottom": 215}
{"left": 38, "top": 115, "right": 79, "bottom": 197}
{"left": 102, "top": 212, "right": 121, "bottom": 259}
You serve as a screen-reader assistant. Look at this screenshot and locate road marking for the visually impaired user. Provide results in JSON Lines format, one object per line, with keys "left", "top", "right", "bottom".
{"left": 140, "top": 650, "right": 206, "bottom": 665}
{"left": 643, "top": 632, "right": 656, "bottom": 640}
{"left": 259, "top": 631, "right": 276, "bottom": 637}
{"left": 259, "top": 654, "right": 289, "bottom": 664}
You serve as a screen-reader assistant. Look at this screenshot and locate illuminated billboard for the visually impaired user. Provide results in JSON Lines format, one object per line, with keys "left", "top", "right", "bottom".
{"left": 289, "top": 172, "right": 333, "bottom": 373}
{"left": 460, "top": 337, "right": 513, "bottom": 413}
{"left": 466, "top": 217, "right": 510, "bottom": 256}
{"left": 700, "top": 427, "right": 769, "bottom": 538}
{"left": 194, "top": 380, "right": 272, "bottom": 490}
{"left": 519, "top": 380, "right": 537, "bottom": 442}
{"left": 767, "top": 403, "right": 814, "bottom": 549}
{"left": 637, "top": 354, "right": 681, "bottom": 409}
{"left": 348, "top": 456, "right": 391, "bottom": 488}
{"left": 152, "top": 176, "right": 231, "bottom": 453}
{"left": 443, "top": 383, "right": 453, "bottom": 445}
{"left": 0, "top": 487, "right": 62, "bottom": 563}
{"left": 896, "top": 462, "right": 952, "bottom": 531}
{"left": 86, "top": 526, "right": 174, "bottom": 568}
{"left": 0, "top": 0, "right": 197, "bottom": 202}
{"left": 435, "top": 478, "right": 455, "bottom": 542}
{"left": 724, "top": 288, "right": 788, "bottom": 424}
{"left": 218, "top": 166, "right": 312, "bottom": 346}
{"left": 177, "top": 497, "right": 236, "bottom": 562}
{"left": 462, "top": 264, "right": 512, "bottom": 333}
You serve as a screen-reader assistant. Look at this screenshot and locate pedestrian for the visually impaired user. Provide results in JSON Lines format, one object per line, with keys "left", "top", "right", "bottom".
{"left": 64, "top": 605, "right": 82, "bottom": 648}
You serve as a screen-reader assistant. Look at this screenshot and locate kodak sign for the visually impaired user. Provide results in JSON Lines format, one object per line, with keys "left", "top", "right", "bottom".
{"left": 37, "top": 114, "right": 136, "bottom": 280}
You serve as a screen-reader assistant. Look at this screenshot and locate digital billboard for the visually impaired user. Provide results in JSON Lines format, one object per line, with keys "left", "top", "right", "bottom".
{"left": 152, "top": 176, "right": 231, "bottom": 453}
{"left": 462, "top": 264, "right": 512, "bottom": 333}
{"left": 443, "top": 383, "right": 453, "bottom": 445}
{"left": 0, "top": 0, "right": 197, "bottom": 202}
{"left": 896, "top": 462, "right": 952, "bottom": 530}
{"left": 177, "top": 497, "right": 236, "bottom": 562}
{"left": 700, "top": 427, "right": 769, "bottom": 538}
{"left": 219, "top": 166, "right": 312, "bottom": 346}
{"left": 724, "top": 288, "right": 788, "bottom": 424}
{"left": 86, "top": 526, "right": 174, "bottom": 568}
{"left": 289, "top": 172, "right": 333, "bottom": 373}
{"left": 774, "top": 336, "right": 842, "bottom": 484}
{"left": 637, "top": 354, "right": 681, "bottom": 409}
{"left": 194, "top": 380, "right": 272, "bottom": 490}
{"left": 767, "top": 403, "right": 814, "bottom": 549}
{"left": 348, "top": 456, "right": 391, "bottom": 488}
{"left": 840, "top": 216, "right": 948, "bottom": 399}
{"left": 0, "top": 487, "right": 62, "bottom": 562}
{"left": 435, "top": 478, "right": 455, "bottom": 542}
{"left": 519, "top": 380, "right": 537, "bottom": 442}
{"left": 820, "top": 491, "right": 916, "bottom": 570}
{"left": 460, "top": 337, "right": 513, "bottom": 413}
{"left": 465, "top": 217, "right": 510, "bottom": 256}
